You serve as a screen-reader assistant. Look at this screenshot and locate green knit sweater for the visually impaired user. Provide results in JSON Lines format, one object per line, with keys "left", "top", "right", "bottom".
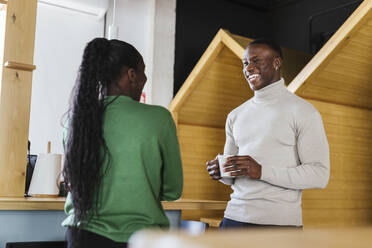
{"left": 62, "top": 95, "right": 183, "bottom": 242}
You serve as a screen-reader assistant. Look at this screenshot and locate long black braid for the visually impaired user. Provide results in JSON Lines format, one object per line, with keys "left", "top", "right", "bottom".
{"left": 63, "top": 38, "right": 141, "bottom": 242}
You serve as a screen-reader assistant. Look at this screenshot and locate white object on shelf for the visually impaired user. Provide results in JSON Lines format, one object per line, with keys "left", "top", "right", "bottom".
{"left": 28, "top": 153, "right": 62, "bottom": 196}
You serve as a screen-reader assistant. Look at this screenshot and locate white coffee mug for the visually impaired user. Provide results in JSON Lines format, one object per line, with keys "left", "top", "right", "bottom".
{"left": 217, "top": 154, "right": 236, "bottom": 178}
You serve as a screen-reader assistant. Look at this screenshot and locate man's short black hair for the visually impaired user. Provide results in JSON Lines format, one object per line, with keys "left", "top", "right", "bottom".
{"left": 249, "top": 38, "right": 283, "bottom": 59}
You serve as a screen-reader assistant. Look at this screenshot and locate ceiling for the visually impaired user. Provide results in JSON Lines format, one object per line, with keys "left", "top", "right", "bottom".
{"left": 224, "top": 0, "right": 306, "bottom": 11}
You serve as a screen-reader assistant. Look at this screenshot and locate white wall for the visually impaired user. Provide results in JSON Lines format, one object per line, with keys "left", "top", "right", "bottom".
{"left": 29, "top": 2, "right": 105, "bottom": 154}
{"left": 106, "top": 0, "right": 155, "bottom": 104}
{"left": 151, "top": 0, "right": 176, "bottom": 107}
{"left": 106, "top": 0, "right": 176, "bottom": 107}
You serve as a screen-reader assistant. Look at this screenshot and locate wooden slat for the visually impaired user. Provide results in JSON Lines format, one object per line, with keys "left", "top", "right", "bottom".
{"left": 0, "top": 0, "right": 37, "bottom": 197}
{"left": 4, "top": 61, "right": 36, "bottom": 71}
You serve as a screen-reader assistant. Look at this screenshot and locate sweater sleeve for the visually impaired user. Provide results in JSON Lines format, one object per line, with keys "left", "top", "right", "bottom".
{"left": 159, "top": 112, "right": 183, "bottom": 201}
{"left": 220, "top": 113, "right": 238, "bottom": 186}
{"left": 261, "top": 110, "right": 330, "bottom": 189}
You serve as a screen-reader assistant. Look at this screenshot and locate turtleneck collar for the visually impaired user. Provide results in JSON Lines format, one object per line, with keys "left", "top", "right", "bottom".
{"left": 252, "top": 78, "right": 286, "bottom": 104}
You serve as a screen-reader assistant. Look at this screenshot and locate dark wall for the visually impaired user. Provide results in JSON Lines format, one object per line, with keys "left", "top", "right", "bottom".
{"left": 174, "top": 0, "right": 361, "bottom": 96}
{"left": 174, "top": 0, "right": 270, "bottom": 94}
{"left": 271, "top": 0, "right": 360, "bottom": 53}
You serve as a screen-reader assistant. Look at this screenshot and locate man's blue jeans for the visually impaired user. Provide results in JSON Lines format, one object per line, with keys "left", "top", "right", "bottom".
{"left": 219, "top": 217, "right": 303, "bottom": 229}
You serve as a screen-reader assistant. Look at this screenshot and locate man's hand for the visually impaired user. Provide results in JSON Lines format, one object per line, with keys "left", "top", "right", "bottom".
{"left": 206, "top": 156, "right": 222, "bottom": 180}
{"left": 224, "top": 155, "right": 262, "bottom": 179}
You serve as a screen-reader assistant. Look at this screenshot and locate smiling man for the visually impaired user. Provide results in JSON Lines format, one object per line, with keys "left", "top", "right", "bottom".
{"left": 206, "top": 39, "right": 330, "bottom": 229}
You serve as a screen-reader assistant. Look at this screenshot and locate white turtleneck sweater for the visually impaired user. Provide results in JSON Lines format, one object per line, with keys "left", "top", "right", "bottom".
{"left": 221, "top": 78, "right": 330, "bottom": 226}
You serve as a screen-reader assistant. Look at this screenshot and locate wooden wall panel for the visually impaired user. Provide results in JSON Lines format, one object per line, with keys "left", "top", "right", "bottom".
{"left": 302, "top": 99, "right": 372, "bottom": 227}
{"left": 178, "top": 124, "right": 232, "bottom": 220}
{"left": 178, "top": 124, "right": 232, "bottom": 200}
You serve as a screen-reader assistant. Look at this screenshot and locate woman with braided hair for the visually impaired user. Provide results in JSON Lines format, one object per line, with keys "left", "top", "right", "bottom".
{"left": 61, "top": 38, "right": 183, "bottom": 248}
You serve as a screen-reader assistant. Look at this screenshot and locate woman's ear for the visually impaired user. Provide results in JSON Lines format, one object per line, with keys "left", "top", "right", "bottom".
{"left": 127, "top": 68, "right": 137, "bottom": 83}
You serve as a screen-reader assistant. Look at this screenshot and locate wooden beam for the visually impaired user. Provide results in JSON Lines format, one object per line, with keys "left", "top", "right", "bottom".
{"left": 0, "top": 0, "right": 8, "bottom": 5}
{"left": 0, "top": 0, "right": 38, "bottom": 197}
{"left": 220, "top": 29, "right": 246, "bottom": 58}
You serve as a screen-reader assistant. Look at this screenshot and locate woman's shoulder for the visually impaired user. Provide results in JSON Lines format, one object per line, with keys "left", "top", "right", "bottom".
{"left": 139, "top": 103, "right": 173, "bottom": 119}
{"left": 125, "top": 103, "right": 175, "bottom": 130}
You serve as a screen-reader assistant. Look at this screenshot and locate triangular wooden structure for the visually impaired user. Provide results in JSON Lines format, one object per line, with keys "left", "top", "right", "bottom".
{"left": 169, "top": 29, "right": 310, "bottom": 220}
{"left": 169, "top": 0, "right": 372, "bottom": 226}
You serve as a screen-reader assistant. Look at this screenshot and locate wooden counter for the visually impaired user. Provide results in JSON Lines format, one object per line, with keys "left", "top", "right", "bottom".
{"left": 129, "top": 227, "right": 372, "bottom": 248}
{"left": 0, "top": 197, "right": 227, "bottom": 211}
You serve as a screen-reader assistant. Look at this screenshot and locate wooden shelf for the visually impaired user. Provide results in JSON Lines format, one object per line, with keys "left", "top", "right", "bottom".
{"left": 0, "top": 197, "right": 66, "bottom": 210}
{"left": 0, "top": 197, "right": 227, "bottom": 211}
